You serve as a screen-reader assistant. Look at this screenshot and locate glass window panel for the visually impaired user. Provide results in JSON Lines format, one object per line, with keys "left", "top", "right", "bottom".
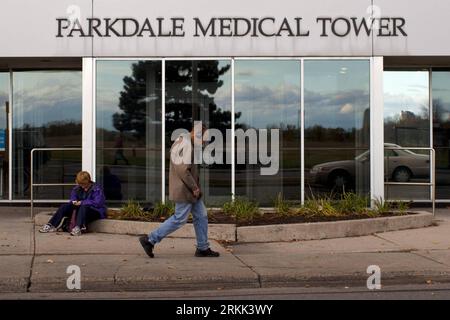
{"left": 165, "top": 60, "right": 231, "bottom": 206}
{"left": 384, "top": 184, "right": 430, "bottom": 201}
{"left": 0, "top": 73, "right": 9, "bottom": 199}
{"left": 384, "top": 71, "right": 430, "bottom": 148}
{"left": 432, "top": 70, "right": 450, "bottom": 199}
{"left": 234, "top": 60, "right": 301, "bottom": 206}
{"left": 384, "top": 71, "right": 430, "bottom": 199}
{"left": 96, "top": 60, "right": 162, "bottom": 205}
{"left": 12, "top": 71, "right": 82, "bottom": 200}
{"left": 304, "top": 60, "right": 370, "bottom": 198}
{"left": 305, "top": 149, "right": 370, "bottom": 198}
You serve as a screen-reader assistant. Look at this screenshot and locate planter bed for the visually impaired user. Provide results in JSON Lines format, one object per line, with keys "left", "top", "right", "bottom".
{"left": 35, "top": 210, "right": 433, "bottom": 243}
{"left": 107, "top": 209, "right": 417, "bottom": 227}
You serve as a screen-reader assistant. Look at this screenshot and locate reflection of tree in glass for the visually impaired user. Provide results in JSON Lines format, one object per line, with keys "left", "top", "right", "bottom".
{"left": 304, "top": 108, "right": 370, "bottom": 148}
{"left": 384, "top": 103, "right": 429, "bottom": 147}
{"left": 165, "top": 61, "right": 238, "bottom": 135}
{"left": 432, "top": 98, "right": 450, "bottom": 168}
{"left": 113, "top": 60, "right": 240, "bottom": 138}
{"left": 433, "top": 98, "right": 450, "bottom": 124}
{"left": 113, "top": 61, "right": 162, "bottom": 139}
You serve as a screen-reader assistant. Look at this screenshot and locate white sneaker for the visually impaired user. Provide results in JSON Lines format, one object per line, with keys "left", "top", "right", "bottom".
{"left": 70, "top": 226, "right": 82, "bottom": 236}
{"left": 39, "top": 224, "right": 57, "bottom": 233}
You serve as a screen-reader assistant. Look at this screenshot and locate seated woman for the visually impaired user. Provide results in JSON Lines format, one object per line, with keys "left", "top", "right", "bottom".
{"left": 39, "top": 171, "right": 107, "bottom": 236}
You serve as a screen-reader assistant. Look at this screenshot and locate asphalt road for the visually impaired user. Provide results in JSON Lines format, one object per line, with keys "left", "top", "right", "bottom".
{"left": 1, "top": 283, "right": 450, "bottom": 300}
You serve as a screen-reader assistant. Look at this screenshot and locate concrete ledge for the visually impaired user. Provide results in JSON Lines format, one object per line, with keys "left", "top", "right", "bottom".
{"left": 35, "top": 212, "right": 236, "bottom": 242}
{"left": 35, "top": 211, "right": 433, "bottom": 243}
{"left": 236, "top": 211, "right": 433, "bottom": 243}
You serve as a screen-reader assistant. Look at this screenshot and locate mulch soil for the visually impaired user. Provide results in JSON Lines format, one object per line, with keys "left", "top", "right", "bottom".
{"left": 107, "top": 210, "right": 415, "bottom": 227}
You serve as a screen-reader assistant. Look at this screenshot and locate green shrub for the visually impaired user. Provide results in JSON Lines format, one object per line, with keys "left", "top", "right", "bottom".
{"left": 120, "top": 199, "right": 147, "bottom": 219}
{"left": 372, "top": 197, "right": 392, "bottom": 215}
{"left": 274, "top": 193, "right": 292, "bottom": 216}
{"left": 301, "top": 197, "right": 340, "bottom": 217}
{"left": 336, "top": 192, "right": 370, "bottom": 215}
{"left": 297, "top": 191, "right": 378, "bottom": 218}
{"left": 222, "top": 197, "right": 260, "bottom": 222}
{"left": 152, "top": 200, "right": 175, "bottom": 218}
{"left": 392, "top": 201, "right": 410, "bottom": 214}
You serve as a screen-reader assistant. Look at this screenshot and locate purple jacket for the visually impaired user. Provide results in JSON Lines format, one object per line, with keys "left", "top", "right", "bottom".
{"left": 69, "top": 183, "right": 107, "bottom": 218}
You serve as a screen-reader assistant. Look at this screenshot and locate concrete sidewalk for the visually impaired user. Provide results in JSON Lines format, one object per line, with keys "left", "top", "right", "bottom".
{"left": 1, "top": 207, "right": 450, "bottom": 293}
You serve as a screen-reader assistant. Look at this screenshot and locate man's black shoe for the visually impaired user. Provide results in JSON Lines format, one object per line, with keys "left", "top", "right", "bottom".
{"left": 195, "top": 248, "right": 220, "bottom": 257}
{"left": 139, "top": 236, "right": 154, "bottom": 258}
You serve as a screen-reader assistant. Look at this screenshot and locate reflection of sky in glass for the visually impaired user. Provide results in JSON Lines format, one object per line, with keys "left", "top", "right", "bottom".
{"left": 384, "top": 71, "right": 429, "bottom": 120}
{"left": 211, "top": 60, "right": 231, "bottom": 112}
{"left": 235, "top": 60, "right": 301, "bottom": 129}
{"left": 305, "top": 60, "right": 370, "bottom": 131}
{"left": 96, "top": 60, "right": 231, "bottom": 131}
{"left": 13, "top": 71, "right": 81, "bottom": 128}
{"left": 96, "top": 60, "right": 137, "bottom": 131}
{"left": 0, "top": 73, "right": 8, "bottom": 130}
{"left": 432, "top": 72, "right": 450, "bottom": 123}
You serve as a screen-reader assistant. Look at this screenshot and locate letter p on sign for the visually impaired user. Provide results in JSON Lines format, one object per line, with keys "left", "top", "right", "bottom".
{"left": 66, "top": 265, "right": 81, "bottom": 290}
{"left": 366, "top": 265, "right": 381, "bottom": 290}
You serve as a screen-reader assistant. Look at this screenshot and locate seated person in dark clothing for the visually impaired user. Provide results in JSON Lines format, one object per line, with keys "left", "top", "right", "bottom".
{"left": 102, "top": 166, "right": 123, "bottom": 200}
{"left": 39, "top": 171, "right": 107, "bottom": 236}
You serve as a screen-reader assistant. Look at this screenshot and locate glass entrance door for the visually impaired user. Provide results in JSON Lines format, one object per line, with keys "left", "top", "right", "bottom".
{"left": 12, "top": 70, "right": 82, "bottom": 199}
{"left": 0, "top": 73, "right": 9, "bottom": 199}
{"left": 96, "top": 60, "right": 162, "bottom": 205}
{"left": 432, "top": 70, "right": 450, "bottom": 199}
{"left": 384, "top": 70, "right": 431, "bottom": 200}
{"left": 165, "top": 60, "right": 232, "bottom": 206}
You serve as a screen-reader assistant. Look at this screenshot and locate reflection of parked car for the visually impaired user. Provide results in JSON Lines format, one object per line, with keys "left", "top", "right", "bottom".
{"left": 383, "top": 143, "right": 430, "bottom": 182}
{"left": 309, "top": 143, "right": 430, "bottom": 189}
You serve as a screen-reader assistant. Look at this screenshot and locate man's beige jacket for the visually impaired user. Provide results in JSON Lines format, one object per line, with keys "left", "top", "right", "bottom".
{"left": 168, "top": 133, "right": 200, "bottom": 203}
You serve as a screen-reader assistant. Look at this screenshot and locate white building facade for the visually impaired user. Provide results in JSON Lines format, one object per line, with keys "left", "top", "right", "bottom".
{"left": 0, "top": 0, "right": 447, "bottom": 206}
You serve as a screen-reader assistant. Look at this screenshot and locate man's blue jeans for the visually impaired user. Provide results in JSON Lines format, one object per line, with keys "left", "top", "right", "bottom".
{"left": 148, "top": 199, "right": 209, "bottom": 251}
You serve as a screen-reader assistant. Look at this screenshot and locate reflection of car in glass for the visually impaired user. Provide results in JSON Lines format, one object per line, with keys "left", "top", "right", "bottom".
{"left": 309, "top": 143, "right": 430, "bottom": 189}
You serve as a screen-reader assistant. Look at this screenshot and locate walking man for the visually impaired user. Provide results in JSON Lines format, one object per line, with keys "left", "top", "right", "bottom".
{"left": 139, "top": 123, "right": 220, "bottom": 258}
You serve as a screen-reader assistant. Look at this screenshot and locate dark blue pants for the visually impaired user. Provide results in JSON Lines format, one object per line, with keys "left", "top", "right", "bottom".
{"left": 48, "top": 203, "right": 101, "bottom": 229}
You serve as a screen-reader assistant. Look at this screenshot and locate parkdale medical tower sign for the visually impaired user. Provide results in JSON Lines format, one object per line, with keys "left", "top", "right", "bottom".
{"left": 6, "top": 0, "right": 450, "bottom": 57}
{"left": 55, "top": 16, "right": 407, "bottom": 38}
